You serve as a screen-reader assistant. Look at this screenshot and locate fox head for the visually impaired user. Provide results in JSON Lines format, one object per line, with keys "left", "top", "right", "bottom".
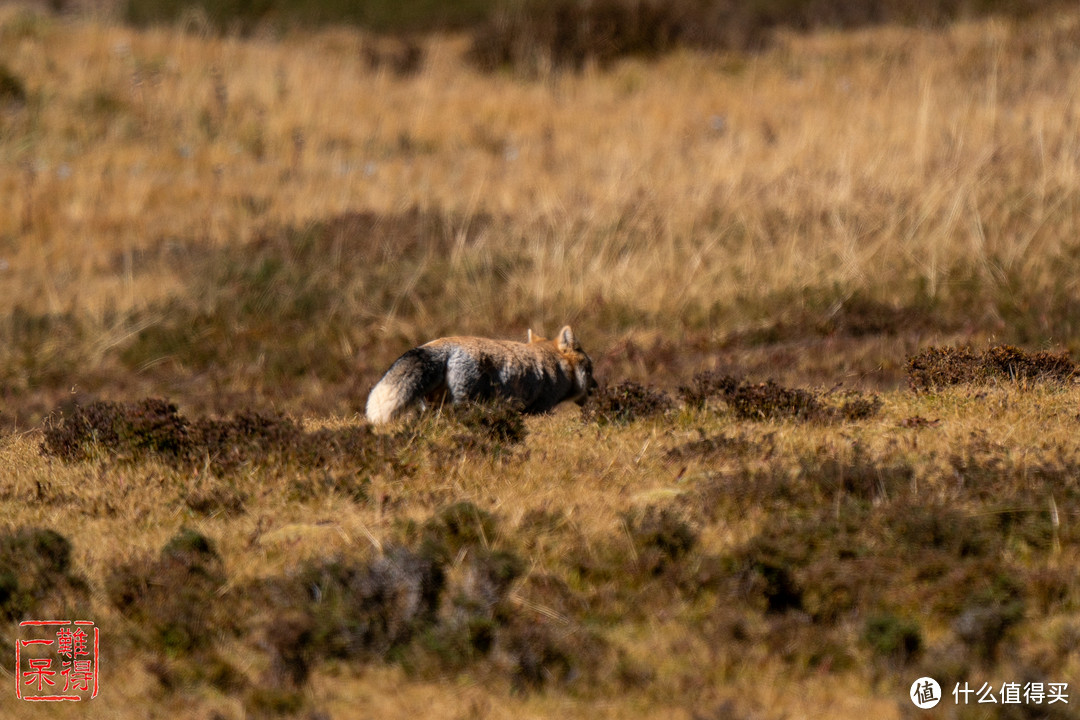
{"left": 555, "top": 325, "right": 595, "bottom": 405}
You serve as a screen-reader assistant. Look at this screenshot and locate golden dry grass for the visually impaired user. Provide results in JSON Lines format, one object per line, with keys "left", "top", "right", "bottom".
{"left": 4, "top": 382, "right": 1080, "bottom": 718}
{"left": 3, "top": 6, "right": 1079, "bottom": 340}
{"left": 3, "top": 4, "right": 1080, "bottom": 719}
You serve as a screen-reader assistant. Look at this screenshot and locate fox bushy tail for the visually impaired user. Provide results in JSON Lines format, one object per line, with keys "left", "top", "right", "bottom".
{"left": 365, "top": 347, "right": 448, "bottom": 424}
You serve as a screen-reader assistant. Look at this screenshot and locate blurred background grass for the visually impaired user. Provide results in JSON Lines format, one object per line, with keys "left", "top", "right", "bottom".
{"left": 4, "top": 1, "right": 1080, "bottom": 428}
{"left": 113, "top": 0, "right": 1067, "bottom": 39}
{"left": 121, "top": 0, "right": 496, "bottom": 34}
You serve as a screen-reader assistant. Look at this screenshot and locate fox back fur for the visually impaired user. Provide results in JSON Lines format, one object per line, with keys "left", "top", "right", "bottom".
{"left": 365, "top": 326, "right": 594, "bottom": 424}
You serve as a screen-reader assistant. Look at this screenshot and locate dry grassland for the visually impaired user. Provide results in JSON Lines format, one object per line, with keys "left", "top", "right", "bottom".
{"left": 2, "top": 4, "right": 1080, "bottom": 719}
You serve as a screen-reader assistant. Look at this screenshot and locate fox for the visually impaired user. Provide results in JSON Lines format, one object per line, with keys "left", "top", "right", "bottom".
{"left": 365, "top": 326, "right": 595, "bottom": 424}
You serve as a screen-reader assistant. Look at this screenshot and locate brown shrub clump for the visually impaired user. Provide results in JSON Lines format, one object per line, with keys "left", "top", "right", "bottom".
{"left": 724, "top": 380, "right": 823, "bottom": 421}
{"left": 106, "top": 529, "right": 229, "bottom": 654}
{"left": 907, "top": 345, "right": 1077, "bottom": 391}
{"left": 444, "top": 399, "right": 529, "bottom": 456}
{"left": 245, "top": 501, "right": 603, "bottom": 694}
{"left": 467, "top": 0, "right": 1064, "bottom": 73}
{"left": 623, "top": 505, "right": 698, "bottom": 576}
{"left": 677, "top": 370, "right": 739, "bottom": 409}
{"left": 467, "top": 0, "right": 688, "bottom": 73}
{"left": 678, "top": 370, "right": 882, "bottom": 423}
{"left": 40, "top": 398, "right": 395, "bottom": 474}
{"left": 581, "top": 381, "right": 673, "bottom": 425}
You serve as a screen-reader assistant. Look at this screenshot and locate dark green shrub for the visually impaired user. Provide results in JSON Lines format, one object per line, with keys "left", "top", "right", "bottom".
{"left": 0, "top": 64, "right": 27, "bottom": 105}
{"left": 0, "top": 528, "right": 87, "bottom": 621}
{"left": 863, "top": 613, "right": 922, "bottom": 665}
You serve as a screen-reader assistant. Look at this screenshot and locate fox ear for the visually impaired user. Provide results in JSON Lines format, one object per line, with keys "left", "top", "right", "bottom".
{"left": 557, "top": 325, "right": 576, "bottom": 351}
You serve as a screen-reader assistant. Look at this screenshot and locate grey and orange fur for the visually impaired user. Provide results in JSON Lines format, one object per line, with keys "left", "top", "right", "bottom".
{"left": 365, "top": 326, "right": 594, "bottom": 424}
